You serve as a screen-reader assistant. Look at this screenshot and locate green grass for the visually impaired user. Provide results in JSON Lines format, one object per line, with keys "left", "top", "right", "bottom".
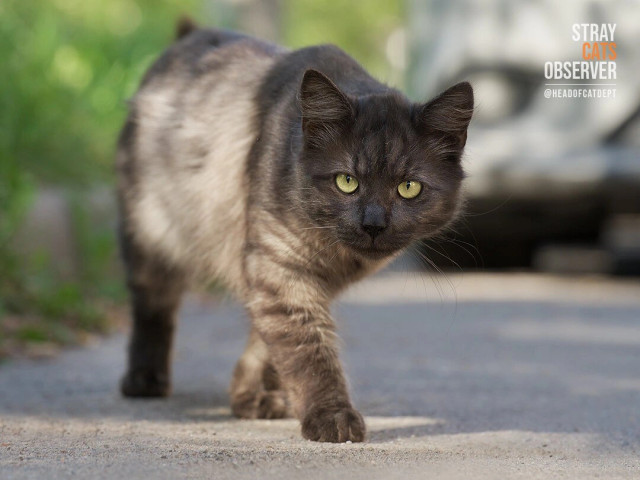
{"left": 0, "top": 200, "right": 123, "bottom": 358}
{"left": 0, "top": 0, "right": 208, "bottom": 358}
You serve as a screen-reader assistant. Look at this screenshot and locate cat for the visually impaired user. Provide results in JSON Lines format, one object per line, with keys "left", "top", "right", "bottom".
{"left": 117, "top": 18, "right": 473, "bottom": 443}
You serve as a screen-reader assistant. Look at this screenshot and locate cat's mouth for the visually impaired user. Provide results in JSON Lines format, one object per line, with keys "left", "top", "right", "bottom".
{"left": 344, "top": 238, "right": 404, "bottom": 259}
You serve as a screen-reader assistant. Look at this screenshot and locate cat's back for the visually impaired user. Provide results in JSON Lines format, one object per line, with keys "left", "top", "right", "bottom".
{"left": 117, "top": 27, "right": 282, "bottom": 291}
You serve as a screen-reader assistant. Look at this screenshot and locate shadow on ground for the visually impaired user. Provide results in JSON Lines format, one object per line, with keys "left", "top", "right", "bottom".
{"left": 1, "top": 278, "right": 639, "bottom": 449}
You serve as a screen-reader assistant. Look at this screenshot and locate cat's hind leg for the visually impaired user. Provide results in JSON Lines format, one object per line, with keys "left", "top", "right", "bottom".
{"left": 119, "top": 228, "right": 185, "bottom": 398}
{"left": 229, "top": 327, "right": 290, "bottom": 419}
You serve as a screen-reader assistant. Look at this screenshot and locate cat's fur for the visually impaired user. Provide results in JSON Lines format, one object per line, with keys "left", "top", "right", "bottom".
{"left": 117, "top": 20, "right": 473, "bottom": 443}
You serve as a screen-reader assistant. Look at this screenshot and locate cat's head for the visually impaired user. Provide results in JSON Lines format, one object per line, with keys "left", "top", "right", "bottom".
{"left": 297, "top": 69, "right": 473, "bottom": 259}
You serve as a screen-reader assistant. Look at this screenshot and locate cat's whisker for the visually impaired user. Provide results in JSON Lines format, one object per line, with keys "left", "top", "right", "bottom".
{"left": 412, "top": 247, "right": 458, "bottom": 305}
{"left": 407, "top": 248, "right": 444, "bottom": 304}
{"left": 451, "top": 219, "right": 485, "bottom": 268}
{"left": 298, "top": 225, "right": 337, "bottom": 231}
{"left": 407, "top": 248, "right": 439, "bottom": 303}
{"left": 427, "top": 219, "right": 484, "bottom": 269}
{"left": 442, "top": 238, "right": 482, "bottom": 269}
{"left": 420, "top": 243, "right": 462, "bottom": 322}
{"left": 421, "top": 241, "right": 464, "bottom": 273}
{"left": 444, "top": 232, "right": 482, "bottom": 257}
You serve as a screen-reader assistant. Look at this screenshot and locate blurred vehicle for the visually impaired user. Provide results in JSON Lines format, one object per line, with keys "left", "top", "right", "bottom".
{"left": 408, "top": 0, "right": 640, "bottom": 274}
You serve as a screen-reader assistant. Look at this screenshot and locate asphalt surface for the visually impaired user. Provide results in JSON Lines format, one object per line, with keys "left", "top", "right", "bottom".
{"left": 1, "top": 270, "right": 640, "bottom": 479}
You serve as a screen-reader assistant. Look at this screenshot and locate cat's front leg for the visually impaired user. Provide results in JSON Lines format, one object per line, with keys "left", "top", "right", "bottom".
{"left": 248, "top": 289, "right": 365, "bottom": 443}
{"left": 229, "top": 326, "right": 290, "bottom": 419}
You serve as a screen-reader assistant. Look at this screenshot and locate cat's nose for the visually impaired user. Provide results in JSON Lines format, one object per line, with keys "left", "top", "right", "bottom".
{"left": 362, "top": 203, "right": 387, "bottom": 239}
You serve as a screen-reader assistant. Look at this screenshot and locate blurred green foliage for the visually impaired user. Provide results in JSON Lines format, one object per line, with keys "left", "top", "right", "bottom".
{"left": 282, "top": 0, "right": 404, "bottom": 83}
{"left": 0, "top": 0, "right": 206, "bottom": 356}
{"left": 0, "top": 0, "right": 205, "bottom": 185}
{"left": 0, "top": 0, "right": 404, "bottom": 356}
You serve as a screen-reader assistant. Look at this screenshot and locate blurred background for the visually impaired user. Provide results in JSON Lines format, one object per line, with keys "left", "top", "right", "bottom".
{"left": 1, "top": 0, "right": 639, "bottom": 357}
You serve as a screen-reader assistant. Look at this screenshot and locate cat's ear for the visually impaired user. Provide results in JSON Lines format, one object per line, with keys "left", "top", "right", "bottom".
{"left": 299, "top": 69, "right": 354, "bottom": 147}
{"left": 414, "top": 82, "right": 474, "bottom": 150}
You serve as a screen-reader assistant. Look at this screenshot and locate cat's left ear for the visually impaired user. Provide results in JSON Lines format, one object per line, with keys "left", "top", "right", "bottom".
{"left": 414, "top": 82, "right": 474, "bottom": 150}
{"left": 299, "top": 69, "right": 354, "bottom": 148}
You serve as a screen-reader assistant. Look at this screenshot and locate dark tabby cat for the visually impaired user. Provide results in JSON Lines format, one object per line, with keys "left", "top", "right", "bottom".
{"left": 117, "top": 19, "right": 473, "bottom": 443}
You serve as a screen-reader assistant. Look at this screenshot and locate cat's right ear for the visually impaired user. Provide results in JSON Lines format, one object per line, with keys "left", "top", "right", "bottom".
{"left": 299, "top": 69, "right": 354, "bottom": 148}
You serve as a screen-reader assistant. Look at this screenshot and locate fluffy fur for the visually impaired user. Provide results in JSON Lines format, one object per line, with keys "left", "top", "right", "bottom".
{"left": 117, "top": 22, "right": 473, "bottom": 443}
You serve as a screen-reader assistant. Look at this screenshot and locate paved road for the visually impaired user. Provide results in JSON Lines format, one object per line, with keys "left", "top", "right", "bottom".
{"left": 1, "top": 271, "right": 640, "bottom": 479}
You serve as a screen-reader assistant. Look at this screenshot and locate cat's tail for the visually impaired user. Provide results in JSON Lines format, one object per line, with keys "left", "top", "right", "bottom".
{"left": 174, "top": 17, "right": 248, "bottom": 48}
{"left": 176, "top": 16, "right": 198, "bottom": 40}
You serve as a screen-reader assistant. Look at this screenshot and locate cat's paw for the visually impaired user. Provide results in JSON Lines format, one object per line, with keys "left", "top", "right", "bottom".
{"left": 120, "top": 369, "right": 171, "bottom": 397}
{"left": 232, "top": 390, "right": 290, "bottom": 419}
{"left": 301, "top": 405, "right": 366, "bottom": 443}
{"left": 256, "top": 390, "right": 290, "bottom": 419}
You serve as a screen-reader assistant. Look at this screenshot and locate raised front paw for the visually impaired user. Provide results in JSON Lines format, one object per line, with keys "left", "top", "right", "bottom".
{"left": 301, "top": 405, "right": 366, "bottom": 443}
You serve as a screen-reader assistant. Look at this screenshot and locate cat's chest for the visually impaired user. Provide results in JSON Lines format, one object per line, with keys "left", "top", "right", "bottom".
{"left": 315, "top": 247, "right": 385, "bottom": 295}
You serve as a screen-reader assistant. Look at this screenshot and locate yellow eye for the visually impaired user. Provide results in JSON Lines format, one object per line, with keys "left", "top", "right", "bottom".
{"left": 336, "top": 174, "right": 359, "bottom": 194}
{"left": 398, "top": 180, "right": 422, "bottom": 199}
